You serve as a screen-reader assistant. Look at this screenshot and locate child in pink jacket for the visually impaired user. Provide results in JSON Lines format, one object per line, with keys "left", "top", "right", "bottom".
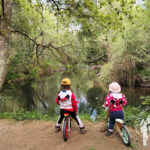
{"left": 104, "top": 82, "right": 127, "bottom": 136}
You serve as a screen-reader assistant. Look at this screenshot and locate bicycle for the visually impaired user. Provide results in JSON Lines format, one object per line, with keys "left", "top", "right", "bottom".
{"left": 105, "top": 106, "right": 131, "bottom": 146}
{"left": 62, "top": 112, "right": 71, "bottom": 141}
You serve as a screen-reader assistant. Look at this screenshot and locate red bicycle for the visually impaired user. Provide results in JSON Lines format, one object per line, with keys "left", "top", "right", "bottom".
{"left": 62, "top": 113, "right": 71, "bottom": 141}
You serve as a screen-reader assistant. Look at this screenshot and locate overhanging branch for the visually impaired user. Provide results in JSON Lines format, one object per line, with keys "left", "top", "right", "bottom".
{"left": 10, "top": 30, "right": 73, "bottom": 64}
{"left": 10, "top": 30, "right": 71, "bottom": 49}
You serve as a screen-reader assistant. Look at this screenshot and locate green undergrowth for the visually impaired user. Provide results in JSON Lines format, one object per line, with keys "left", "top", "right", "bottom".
{"left": 0, "top": 109, "right": 50, "bottom": 121}
{"left": 0, "top": 107, "right": 149, "bottom": 129}
{"left": 0, "top": 109, "right": 91, "bottom": 121}
{"left": 78, "top": 113, "right": 91, "bottom": 121}
{"left": 97, "top": 106, "right": 150, "bottom": 128}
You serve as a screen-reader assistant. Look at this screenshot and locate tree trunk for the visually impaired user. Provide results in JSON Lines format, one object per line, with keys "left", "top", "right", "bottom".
{"left": 0, "top": 0, "right": 12, "bottom": 91}
{"left": 0, "top": 36, "right": 9, "bottom": 90}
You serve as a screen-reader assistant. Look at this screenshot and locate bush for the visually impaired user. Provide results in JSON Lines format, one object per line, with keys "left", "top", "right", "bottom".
{"left": 141, "top": 96, "right": 150, "bottom": 106}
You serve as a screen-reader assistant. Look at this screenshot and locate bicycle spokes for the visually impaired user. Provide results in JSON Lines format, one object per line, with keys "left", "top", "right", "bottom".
{"left": 121, "top": 126, "right": 131, "bottom": 146}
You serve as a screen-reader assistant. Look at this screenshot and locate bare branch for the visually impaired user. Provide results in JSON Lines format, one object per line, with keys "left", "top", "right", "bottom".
{"left": 10, "top": 29, "right": 73, "bottom": 60}
{"left": 10, "top": 30, "right": 38, "bottom": 45}
{"left": 48, "top": 0, "right": 60, "bottom": 12}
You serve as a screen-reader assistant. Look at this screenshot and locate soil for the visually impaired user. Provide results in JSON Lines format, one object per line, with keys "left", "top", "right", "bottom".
{"left": 0, "top": 119, "right": 149, "bottom": 150}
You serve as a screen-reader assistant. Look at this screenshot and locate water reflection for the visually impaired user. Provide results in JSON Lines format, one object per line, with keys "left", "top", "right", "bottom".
{"left": 21, "top": 83, "right": 35, "bottom": 110}
{"left": 123, "top": 87, "right": 150, "bottom": 107}
{"left": 1, "top": 72, "right": 150, "bottom": 117}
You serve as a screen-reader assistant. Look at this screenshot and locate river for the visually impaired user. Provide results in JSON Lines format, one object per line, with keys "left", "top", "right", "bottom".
{"left": 0, "top": 72, "right": 150, "bottom": 119}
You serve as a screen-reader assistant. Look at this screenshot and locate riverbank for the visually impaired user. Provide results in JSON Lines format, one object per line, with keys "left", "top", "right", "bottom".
{"left": 0, "top": 119, "right": 149, "bottom": 150}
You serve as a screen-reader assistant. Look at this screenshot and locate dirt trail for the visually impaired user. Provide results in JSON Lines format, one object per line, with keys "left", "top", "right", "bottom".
{"left": 0, "top": 119, "right": 149, "bottom": 150}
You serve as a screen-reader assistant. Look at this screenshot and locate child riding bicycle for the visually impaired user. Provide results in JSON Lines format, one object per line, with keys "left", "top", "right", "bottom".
{"left": 104, "top": 82, "right": 127, "bottom": 136}
{"left": 55, "top": 78, "right": 86, "bottom": 134}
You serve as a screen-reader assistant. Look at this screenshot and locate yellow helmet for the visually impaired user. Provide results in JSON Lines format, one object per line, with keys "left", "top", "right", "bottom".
{"left": 61, "top": 78, "right": 71, "bottom": 85}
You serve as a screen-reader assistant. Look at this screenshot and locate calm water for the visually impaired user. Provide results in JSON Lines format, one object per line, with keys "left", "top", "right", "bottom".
{"left": 0, "top": 72, "right": 150, "bottom": 118}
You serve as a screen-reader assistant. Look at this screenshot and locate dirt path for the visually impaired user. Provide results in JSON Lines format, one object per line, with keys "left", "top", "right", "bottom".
{"left": 0, "top": 119, "right": 149, "bottom": 150}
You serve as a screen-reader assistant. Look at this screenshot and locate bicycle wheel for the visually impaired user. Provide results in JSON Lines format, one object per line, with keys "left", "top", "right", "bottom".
{"left": 121, "top": 126, "right": 131, "bottom": 146}
{"left": 63, "top": 120, "right": 68, "bottom": 141}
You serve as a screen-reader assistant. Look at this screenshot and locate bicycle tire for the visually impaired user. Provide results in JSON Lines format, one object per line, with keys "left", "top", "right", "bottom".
{"left": 121, "top": 126, "right": 131, "bottom": 146}
{"left": 70, "top": 119, "right": 72, "bottom": 129}
{"left": 63, "top": 120, "right": 68, "bottom": 142}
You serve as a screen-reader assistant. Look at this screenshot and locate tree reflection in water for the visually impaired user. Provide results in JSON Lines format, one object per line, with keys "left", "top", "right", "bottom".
{"left": 1, "top": 73, "right": 150, "bottom": 117}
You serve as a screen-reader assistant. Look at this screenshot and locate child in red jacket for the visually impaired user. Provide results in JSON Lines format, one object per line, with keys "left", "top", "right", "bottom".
{"left": 104, "top": 82, "right": 127, "bottom": 136}
{"left": 55, "top": 78, "right": 86, "bottom": 134}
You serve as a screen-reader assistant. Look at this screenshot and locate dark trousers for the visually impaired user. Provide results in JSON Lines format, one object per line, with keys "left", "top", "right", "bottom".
{"left": 57, "top": 109, "right": 79, "bottom": 125}
{"left": 109, "top": 110, "right": 124, "bottom": 130}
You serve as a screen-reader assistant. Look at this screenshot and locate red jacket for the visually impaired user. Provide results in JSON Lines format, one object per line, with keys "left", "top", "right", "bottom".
{"left": 104, "top": 93, "right": 127, "bottom": 112}
{"left": 56, "top": 91, "right": 78, "bottom": 113}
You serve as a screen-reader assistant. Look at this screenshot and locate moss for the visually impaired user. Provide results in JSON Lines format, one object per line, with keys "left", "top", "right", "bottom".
{"left": 0, "top": 25, "right": 9, "bottom": 36}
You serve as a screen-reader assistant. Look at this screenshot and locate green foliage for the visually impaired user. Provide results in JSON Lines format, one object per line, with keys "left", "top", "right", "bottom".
{"left": 141, "top": 96, "right": 150, "bottom": 106}
{"left": 0, "top": 93, "right": 25, "bottom": 112}
{"left": 27, "top": 67, "right": 40, "bottom": 80}
{"left": 78, "top": 113, "right": 91, "bottom": 121}
{"left": 6, "top": 71, "right": 20, "bottom": 82}
{"left": 129, "top": 144, "right": 137, "bottom": 149}
{"left": 124, "top": 106, "right": 141, "bottom": 127}
{"left": 0, "top": 109, "right": 49, "bottom": 121}
{"left": 96, "top": 106, "right": 150, "bottom": 128}
{"left": 2, "top": 0, "right": 150, "bottom": 86}
{"left": 124, "top": 106, "right": 150, "bottom": 127}
{"left": 97, "top": 110, "right": 108, "bottom": 121}
{"left": 0, "top": 110, "right": 92, "bottom": 121}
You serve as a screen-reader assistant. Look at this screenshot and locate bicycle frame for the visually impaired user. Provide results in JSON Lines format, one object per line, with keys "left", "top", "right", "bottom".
{"left": 115, "top": 119, "right": 124, "bottom": 138}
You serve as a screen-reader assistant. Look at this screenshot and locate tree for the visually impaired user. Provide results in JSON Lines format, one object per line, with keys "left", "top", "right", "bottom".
{"left": 0, "top": 0, "right": 12, "bottom": 90}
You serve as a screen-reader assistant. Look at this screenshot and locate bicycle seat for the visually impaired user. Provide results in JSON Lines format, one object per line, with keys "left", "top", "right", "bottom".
{"left": 64, "top": 113, "right": 69, "bottom": 116}
{"left": 115, "top": 119, "right": 124, "bottom": 123}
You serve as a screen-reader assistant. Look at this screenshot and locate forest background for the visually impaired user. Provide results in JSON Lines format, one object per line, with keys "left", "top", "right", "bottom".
{"left": 0, "top": 0, "right": 150, "bottom": 90}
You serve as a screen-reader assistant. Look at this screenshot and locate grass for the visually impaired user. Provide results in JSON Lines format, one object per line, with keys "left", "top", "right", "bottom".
{"left": 0, "top": 110, "right": 92, "bottom": 121}
{"left": 0, "top": 106, "right": 149, "bottom": 129}
{"left": 129, "top": 144, "right": 137, "bottom": 149}
{"left": 89, "top": 147, "right": 96, "bottom": 150}
{"left": 0, "top": 109, "right": 50, "bottom": 121}
{"left": 78, "top": 113, "right": 91, "bottom": 121}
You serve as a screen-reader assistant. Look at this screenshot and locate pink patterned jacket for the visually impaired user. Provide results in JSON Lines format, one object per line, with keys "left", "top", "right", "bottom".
{"left": 104, "top": 93, "right": 127, "bottom": 112}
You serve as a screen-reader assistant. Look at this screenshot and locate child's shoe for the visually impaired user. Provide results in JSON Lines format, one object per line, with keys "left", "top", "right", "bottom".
{"left": 105, "top": 130, "right": 113, "bottom": 136}
{"left": 55, "top": 125, "right": 61, "bottom": 133}
{"left": 80, "top": 127, "right": 87, "bottom": 134}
